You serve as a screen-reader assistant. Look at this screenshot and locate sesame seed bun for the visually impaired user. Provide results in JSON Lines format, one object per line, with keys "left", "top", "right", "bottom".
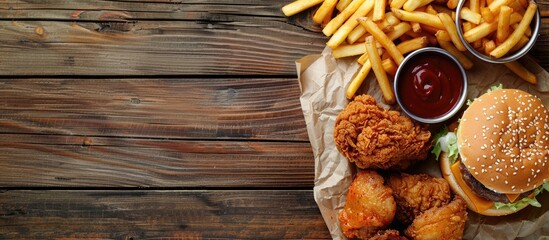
{"left": 457, "top": 89, "right": 549, "bottom": 194}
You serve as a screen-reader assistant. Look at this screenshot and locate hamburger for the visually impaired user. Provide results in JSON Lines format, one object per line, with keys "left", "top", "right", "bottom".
{"left": 433, "top": 87, "right": 549, "bottom": 216}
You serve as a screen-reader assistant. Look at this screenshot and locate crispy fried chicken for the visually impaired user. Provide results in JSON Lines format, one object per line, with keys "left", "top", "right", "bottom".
{"left": 338, "top": 170, "right": 396, "bottom": 239}
{"left": 388, "top": 173, "right": 452, "bottom": 225}
{"left": 334, "top": 95, "right": 431, "bottom": 170}
{"left": 405, "top": 196, "right": 468, "bottom": 240}
{"left": 370, "top": 230, "right": 409, "bottom": 240}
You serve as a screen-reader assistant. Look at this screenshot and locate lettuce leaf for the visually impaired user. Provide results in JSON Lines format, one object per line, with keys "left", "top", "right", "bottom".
{"left": 431, "top": 126, "right": 459, "bottom": 164}
{"left": 447, "top": 135, "right": 459, "bottom": 164}
{"left": 494, "top": 182, "right": 549, "bottom": 211}
{"left": 466, "top": 99, "right": 474, "bottom": 106}
{"left": 431, "top": 126, "right": 448, "bottom": 160}
{"left": 487, "top": 83, "right": 503, "bottom": 93}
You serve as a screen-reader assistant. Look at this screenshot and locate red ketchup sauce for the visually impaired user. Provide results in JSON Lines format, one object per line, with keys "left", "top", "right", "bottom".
{"left": 397, "top": 52, "right": 464, "bottom": 119}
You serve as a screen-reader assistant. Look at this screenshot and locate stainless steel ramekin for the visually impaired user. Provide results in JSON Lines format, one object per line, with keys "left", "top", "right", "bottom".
{"left": 394, "top": 47, "right": 468, "bottom": 124}
{"left": 455, "top": 0, "right": 541, "bottom": 63}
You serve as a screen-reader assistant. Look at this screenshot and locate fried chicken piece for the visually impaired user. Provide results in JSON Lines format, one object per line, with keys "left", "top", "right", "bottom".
{"left": 339, "top": 170, "right": 396, "bottom": 239}
{"left": 405, "top": 196, "right": 468, "bottom": 240}
{"left": 388, "top": 173, "right": 452, "bottom": 225}
{"left": 370, "top": 230, "right": 408, "bottom": 240}
{"left": 334, "top": 95, "right": 431, "bottom": 170}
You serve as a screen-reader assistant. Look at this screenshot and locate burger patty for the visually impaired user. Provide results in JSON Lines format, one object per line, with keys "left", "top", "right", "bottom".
{"left": 459, "top": 162, "right": 534, "bottom": 204}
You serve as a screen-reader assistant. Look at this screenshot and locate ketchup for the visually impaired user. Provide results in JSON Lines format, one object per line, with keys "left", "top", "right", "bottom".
{"left": 397, "top": 52, "right": 463, "bottom": 119}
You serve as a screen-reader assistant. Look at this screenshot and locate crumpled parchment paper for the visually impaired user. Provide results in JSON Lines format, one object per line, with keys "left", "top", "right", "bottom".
{"left": 297, "top": 46, "right": 549, "bottom": 240}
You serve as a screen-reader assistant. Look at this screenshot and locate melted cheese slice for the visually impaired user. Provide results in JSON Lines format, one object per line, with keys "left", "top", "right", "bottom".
{"left": 506, "top": 193, "right": 521, "bottom": 203}
{"left": 451, "top": 161, "right": 494, "bottom": 213}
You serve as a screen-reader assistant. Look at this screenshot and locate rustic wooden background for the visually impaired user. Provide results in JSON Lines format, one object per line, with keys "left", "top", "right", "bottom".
{"left": 0, "top": 0, "right": 548, "bottom": 239}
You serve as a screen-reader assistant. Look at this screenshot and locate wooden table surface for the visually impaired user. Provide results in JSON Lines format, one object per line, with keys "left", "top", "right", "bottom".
{"left": 1, "top": 1, "right": 548, "bottom": 239}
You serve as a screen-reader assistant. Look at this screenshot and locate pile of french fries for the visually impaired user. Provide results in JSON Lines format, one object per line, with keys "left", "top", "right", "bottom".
{"left": 282, "top": 0, "right": 538, "bottom": 103}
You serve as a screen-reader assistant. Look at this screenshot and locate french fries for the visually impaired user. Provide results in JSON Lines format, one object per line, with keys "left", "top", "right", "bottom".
{"left": 462, "top": 22, "right": 474, "bottom": 32}
{"left": 313, "top": 0, "right": 338, "bottom": 24}
{"left": 347, "top": 12, "right": 398, "bottom": 44}
{"left": 365, "top": 36, "right": 395, "bottom": 104}
{"left": 488, "top": 0, "right": 512, "bottom": 13}
{"left": 323, "top": 0, "right": 366, "bottom": 37}
{"left": 411, "top": 22, "right": 422, "bottom": 33}
{"left": 438, "top": 13, "right": 467, "bottom": 51}
{"left": 447, "top": 0, "right": 460, "bottom": 9}
{"left": 509, "top": 35, "right": 529, "bottom": 52}
{"left": 490, "top": 2, "right": 537, "bottom": 58}
{"left": 373, "top": 0, "right": 386, "bottom": 21}
{"left": 357, "top": 17, "right": 404, "bottom": 65}
{"left": 496, "top": 6, "right": 512, "bottom": 43}
{"left": 382, "top": 58, "right": 398, "bottom": 76}
{"left": 404, "top": 0, "right": 434, "bottom": 12}
{"left": 332, "top": 43, "right": 367, "bottom": 58}
{"left": 484, "top": 40, "right": 496, "bottom": 54}
{"left": 480, "top": 7, "right": 496, "bottom": 22}
{"left": 337, "top": 0, "right": 353, "bottom": 12}
{"left": 282, "top": 0, "right": 324, "bottom": 16}
{"left": 281, "top": 0, "right": 539, "bottom": 101}
{"left": 436, "top": 34, "right": 474, "bottom": 69}
{"left": 426, "top": 5, "right": 438, "bottom": 15}
{"left": 470, "top": 0, "right": 480, "bottom": 13}
{"left": 386, "top": 22, "right": 413, "bottom": 40}
{"left": 390, "top": 0, "right": 407, "bottom": 9}
{"left": 382, "top": 36, "right": 429, "bottom": 60}
{"left": 504, "top": 61, "right": 537, "bottom": 84}
{"left": 391, "top": 8, "right": 445, "bottom": 29}
{"left": 463, "top": 21, "right": 498, "bottom": 43}
{"left": 346, "top": 60, "right": 372, "bottom": 99}
{"left": 435, "top": 30, "right": 451, "bottom": 42}
{"left": 327, "top": 0, "right": 375, "bottom": 48}
{"left": 460, "top": 7, "right": 482, "bottom": 24}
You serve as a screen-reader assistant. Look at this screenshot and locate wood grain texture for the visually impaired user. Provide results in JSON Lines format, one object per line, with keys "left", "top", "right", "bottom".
{"left": 0, "top": 134, "right": 314, "bottom": 187}
{"left": 531, "top": 21, "right": 549, "bottom": 69}
{"left": 2, "top": 0, "right": 547, "bottom": 20}
{"left": 0, "top": 1, "right": 324, "bottom": 76}
{"left": 0, "top": 78, "right": 308, "bottom": 141}
{"left": 1, "top": 1, "right": 548, "bottom": 76}
{"left": 0, "top": 190, "right": 331, "bottom": 239}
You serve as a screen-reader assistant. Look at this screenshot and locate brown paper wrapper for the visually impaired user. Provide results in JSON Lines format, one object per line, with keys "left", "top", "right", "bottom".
{"left": 297, "top": 47, "right": 549, "bottom": 240}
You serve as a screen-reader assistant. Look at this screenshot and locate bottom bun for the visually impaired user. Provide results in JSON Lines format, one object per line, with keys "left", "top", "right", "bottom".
{"left": 439, "top": 152, "right": 528, "bottom": 216}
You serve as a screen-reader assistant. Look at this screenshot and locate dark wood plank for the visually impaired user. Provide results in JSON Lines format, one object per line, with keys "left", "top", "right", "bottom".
{"left": 2, "top": 1, "right": 549, "bottom": 76}
{"left": 530, "top": 19, "right": 549, "bottom": 69}
{"left": 0, "top": 78, "right": 308, "bottom": 141}
{"left": 1, "top": 1, "right": 288, "bottom": 20}
{"left": 0, "top": 134, "right": 314, "bottom": 187}
{"left": 0, "top": 1, "right": 324, "bottom": 76}
{"left": 0, "top": 190, "right": 331, "bottom": 239}
{"left": 3, "top": 0, "right": 548, "bottom": 20}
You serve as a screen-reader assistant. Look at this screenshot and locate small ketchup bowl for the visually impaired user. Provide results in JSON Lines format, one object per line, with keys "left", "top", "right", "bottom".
{"left": 394, "top": 47, "right": 468, "bottom": 124}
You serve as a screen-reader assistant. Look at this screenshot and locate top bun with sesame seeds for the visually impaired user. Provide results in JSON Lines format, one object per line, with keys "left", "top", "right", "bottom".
{"left": 437, "top": 88, "right": 549, "bottom": 216}
{"left": 458, "top": 89, "right": 549, "bottom": 194}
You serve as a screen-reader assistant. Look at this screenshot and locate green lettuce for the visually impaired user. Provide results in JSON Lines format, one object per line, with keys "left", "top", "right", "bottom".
{"left": 494, "top": 182, "right": 549, "bottom": 211}
{"left": 487, "top": 83, "right": 503, "bottom": 93}
{"left": 466, "top": 99, "right": 474, "bottom": 106}
{"left": 431, "top": 126, "right": 459, "bottom": 164}
{"left": 431, "top": 126, "right": 448, "bottom": 160}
